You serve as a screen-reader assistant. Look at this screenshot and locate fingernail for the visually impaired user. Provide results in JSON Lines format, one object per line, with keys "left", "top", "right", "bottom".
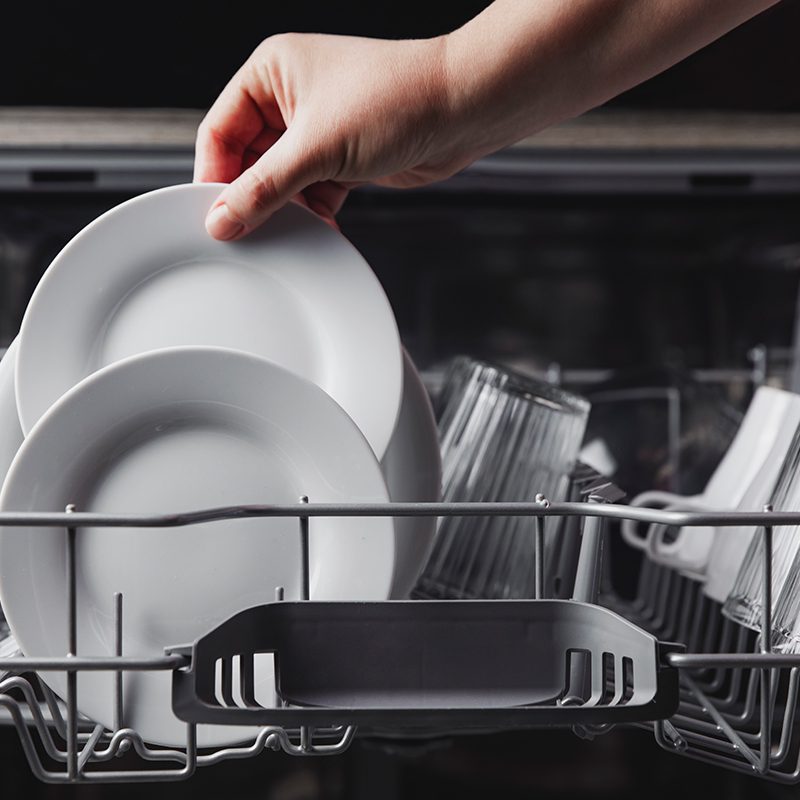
{"left": 206, "top": 204, "right": 244, "bottom": 241}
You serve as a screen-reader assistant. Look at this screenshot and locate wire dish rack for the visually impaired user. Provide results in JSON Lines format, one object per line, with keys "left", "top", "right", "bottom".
{"left": 0, "top": 493, "right": 797, "bottom": 784}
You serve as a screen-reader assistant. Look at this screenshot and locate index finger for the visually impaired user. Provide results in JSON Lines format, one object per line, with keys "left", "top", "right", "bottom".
{"left": 194, "top": 65, "right": 275, "bottom": 184}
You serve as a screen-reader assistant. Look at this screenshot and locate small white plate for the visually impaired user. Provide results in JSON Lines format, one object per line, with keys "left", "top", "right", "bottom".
{"left": 16, "top": 183, "right": 402, "bottom": 457}
{"left": 0, "top": 347, "right": 395, "bottom": 747}
{"left": 383, "top": 350, "right": 441, "bottom": 597}
{"left": 0, "top": 339, "right": 23, "bottom": 487}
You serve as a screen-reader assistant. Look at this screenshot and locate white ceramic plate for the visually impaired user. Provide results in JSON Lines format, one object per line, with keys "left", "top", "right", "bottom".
{"left": 382, "top": 350, "right": 441, "bottom": 598}
{"left": 0, "top": 339, "right": 23, "bottom": 486}
{"left": 15, "top": 183, "right": 402, "bottom": 457}
{"left": 0, "top": 347, "right": 395, "bottom": 747}
{"left": 0, "top": 338, "right": 23, "bottom": 651}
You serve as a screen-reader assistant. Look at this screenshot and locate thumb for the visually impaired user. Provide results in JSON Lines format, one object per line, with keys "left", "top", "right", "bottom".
{"left": 205, "top": 129, "right": 324, "bottom": 240}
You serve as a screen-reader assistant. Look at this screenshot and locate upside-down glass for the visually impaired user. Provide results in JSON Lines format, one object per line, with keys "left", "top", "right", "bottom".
{"left": 770, "top": 443, "right": 800, "bottom": 651}
{"left": 703, "top": 401, "right": 800, "bottom": 605}
{"left": 414, "top": 357, "right": 590, "bottom": 599}
{"left": 722, "top": 422, "right": 800, "bottom": 635}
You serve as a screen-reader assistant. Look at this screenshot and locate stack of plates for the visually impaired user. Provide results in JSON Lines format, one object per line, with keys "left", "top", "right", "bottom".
{"left": 0, "top": 183, "right": 441, "bottom": 746}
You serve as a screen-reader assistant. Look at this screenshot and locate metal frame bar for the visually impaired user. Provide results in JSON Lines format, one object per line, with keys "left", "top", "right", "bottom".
{"left": 1, "top": 500, "right": 800, "bottom": 527}
{"left": 1, "top": 500, "right": 800, "bottom": 783}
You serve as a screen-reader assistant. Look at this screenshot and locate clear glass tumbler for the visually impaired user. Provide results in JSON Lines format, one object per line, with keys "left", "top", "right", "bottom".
{"left": 722, "top": 423, "right": 800, "bottom": 635}
{"left": 415, "top": 357, "right": 590, "bottom": 599}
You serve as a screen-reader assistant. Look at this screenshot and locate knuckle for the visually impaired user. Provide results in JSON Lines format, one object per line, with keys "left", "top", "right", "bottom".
{"left": 234, "top": 169, "right": 279, "bottom": 218}
{"left": 195, "top": 115, "right": 212, "bottom": 144}
{"left": 269, "top": 31, "right": 300, "bottom": 50}
{"left": 256, "top": 32, "right": 299, "bottom": 59}
{"left": 198, "top": 121, "right": 239, "bottom": 154}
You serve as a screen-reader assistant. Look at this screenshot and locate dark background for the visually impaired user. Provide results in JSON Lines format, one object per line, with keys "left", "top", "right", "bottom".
{"left": 0, "top": 1, "right": 798, "bottom": 111}
{"left": 2, "top": 2, "right": 800, "bottom": 797}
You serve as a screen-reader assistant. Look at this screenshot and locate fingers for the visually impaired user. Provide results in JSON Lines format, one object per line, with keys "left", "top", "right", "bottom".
{"left": 194, "top": 65, "right": 278, "bottom": 184}
{"left": 205, "top": 127, "right": 326, "bottom": 240}
{"left": 302, "top": 180, "right": 350, "bottom": 221}
{"left": 241, "top": 128, "right": 284, "bottom": 172}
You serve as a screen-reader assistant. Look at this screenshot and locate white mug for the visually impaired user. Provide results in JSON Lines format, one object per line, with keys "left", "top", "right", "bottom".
{"left": 704, "top": 406, "right": 800, "bottom": 603}
{"left": 621, "top": 386, "right": 800, "bottom": 577}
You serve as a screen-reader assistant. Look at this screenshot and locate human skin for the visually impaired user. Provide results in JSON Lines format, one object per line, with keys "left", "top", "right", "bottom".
{"left": 194, "top": 0, "right": 779, "bottom": 240}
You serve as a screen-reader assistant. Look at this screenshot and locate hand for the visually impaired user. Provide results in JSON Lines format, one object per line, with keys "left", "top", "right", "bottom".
{"left": 194, "top": 33, "right": 471, "bottom": 240}
{"left": 196, "top": 1, "right": 778, "bottom": 241}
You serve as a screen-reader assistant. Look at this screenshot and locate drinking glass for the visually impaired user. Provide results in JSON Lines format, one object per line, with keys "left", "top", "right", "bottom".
{"left": 722, "top": 422, "right": 800, "bottom": 633}
{"left": 414, "top": 357, "right": 590, "bottom": 599}
{"left": 703, "top": 404, "right": 800, "bottom": 604}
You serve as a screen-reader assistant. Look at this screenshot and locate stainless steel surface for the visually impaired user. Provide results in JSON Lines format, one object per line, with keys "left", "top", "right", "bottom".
{"left": 4, "top": 108, "right": 800, "bottom": 193}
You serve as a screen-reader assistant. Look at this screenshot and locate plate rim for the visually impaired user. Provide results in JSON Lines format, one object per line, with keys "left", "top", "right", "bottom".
{"left": 15, "top": 182, "right": 402, "bottom": 456}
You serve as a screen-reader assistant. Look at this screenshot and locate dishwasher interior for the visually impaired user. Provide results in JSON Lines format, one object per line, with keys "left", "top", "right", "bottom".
{"left": 2, "top": 121, "right": 800, "bottom": 797}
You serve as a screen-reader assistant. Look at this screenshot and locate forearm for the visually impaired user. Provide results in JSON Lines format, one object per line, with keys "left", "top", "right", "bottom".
{"left": 197, "top": 0, "right": 781, "bottom": 236}
{"left": 444, "top": 0, "right": 779, "bottom": 156}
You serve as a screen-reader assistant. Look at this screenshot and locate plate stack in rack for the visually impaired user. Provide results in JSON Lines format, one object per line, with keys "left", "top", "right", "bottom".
{"left": 0, "top": 183, "right": 441, "bottom": 746}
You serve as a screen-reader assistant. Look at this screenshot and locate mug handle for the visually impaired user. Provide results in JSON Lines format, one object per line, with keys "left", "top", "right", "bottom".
{"left": 619, "top": 490, "right": 704, "bottom": 550}
{"left": 645, "top": 496, "right": 719, "bottom": 571}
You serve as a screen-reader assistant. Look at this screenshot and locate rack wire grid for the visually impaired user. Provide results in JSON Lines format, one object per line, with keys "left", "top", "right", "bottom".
{"left": 0, "top": 498, "right": 797, "bottom": 784}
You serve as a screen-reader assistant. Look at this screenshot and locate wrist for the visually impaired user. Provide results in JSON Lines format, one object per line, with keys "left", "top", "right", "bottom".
{"left": 440, "top": 18, "right": 550, "bottom": 162}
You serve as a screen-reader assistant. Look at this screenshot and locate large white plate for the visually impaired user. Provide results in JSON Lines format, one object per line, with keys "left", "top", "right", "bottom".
{"left": 15, "top": 183, "right": 402, "bottom": 457}
{"left": 0, "top": 347, "right": 395, "bottom": 747}
{"left": 0, "top": 339, "right": 23, "bottom": 486}
{"left": 383, "top": 350, "right": 441, "bottom": 598}
{"left": 0, "top": 338, "right": 23, "bottom": 651}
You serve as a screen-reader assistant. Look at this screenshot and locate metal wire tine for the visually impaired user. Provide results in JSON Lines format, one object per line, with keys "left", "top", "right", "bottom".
{"left": 685, "top": 593, "right": 712, "bottom": 653}
{"left": 534, "top": 494, "right": 549, "bottom": 599}
{"left": 0, "top": 675, "right": 69, "bottom": 761}
{"left": 300, "top": 724, "right": 312, "bottom": 753}
{"left": 20, "top": 676, "right": 103, "bottom": 747}
{"left": 39, "top": 677, "right": 68, "bottom": 741}
{"left": 645, "top": 569, "right": 676, "bottom": 634}
{"left": 111, "top": 592, "right": 133, "bottom": 757}
{"left": 644, "top": 565, "right": 670, "bottom": 624}
{"left": 654, "top": 719, "right": 688, "bottom": 753}
{"left": 681, "top": 630, "right": 752, "bottom": 716}
{"left": 629, "top": 563, "right": 664, "bottom": 626}
{"left": 673, "top": 659, "right": 762, "bottom": 738}
{"left": 275, "top": 586, "right": 284, "bottom": 601}
{"left": 184, "top": 723, "right": 198, "bottom": 778}
{"left": 673, "top": 580, "right": 697, "bottom": 646}
{"left": 652, "top": 675, "right": 800, "bottom": 780}
{"left": 760, "top": 504, "right": 774, "bottom": 773}
{"left": 65, "top": 503, "right": 79, "bottom": 781}
{"left": 772, "top": 668, "right": 800, "bottom": 766}
{"left": 658, "top": 573, "right": 686, "bottom": 642}
{"left": 299, "top": 495, "right": 310, "bottom": 601}
{"left": 656, "top": 725, "right": 743, "bottom": 760}
{"left": 695, "top": 613, "right": 736, "bottom": 696}
{"left": 631, "top": 557, "right": 657, "bottom": 614}
{"left": 682, "top": 672, "right": 763, "bottom": 772}
{"left": 77, "top": 724, "right": 106, "bottom": 772}
{"left": 114, "top": 592, "right": 123, "bottom": 733}
{"left": 275, "top": 725, "right": 356, "bottom": 756}
{"left": 0, "top": 693, "right": 62, "bottom": 783}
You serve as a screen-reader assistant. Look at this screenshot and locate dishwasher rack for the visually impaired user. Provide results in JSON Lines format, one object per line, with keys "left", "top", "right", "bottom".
{"left": 0, "top": 499, "right": 797, "bottom": 784}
